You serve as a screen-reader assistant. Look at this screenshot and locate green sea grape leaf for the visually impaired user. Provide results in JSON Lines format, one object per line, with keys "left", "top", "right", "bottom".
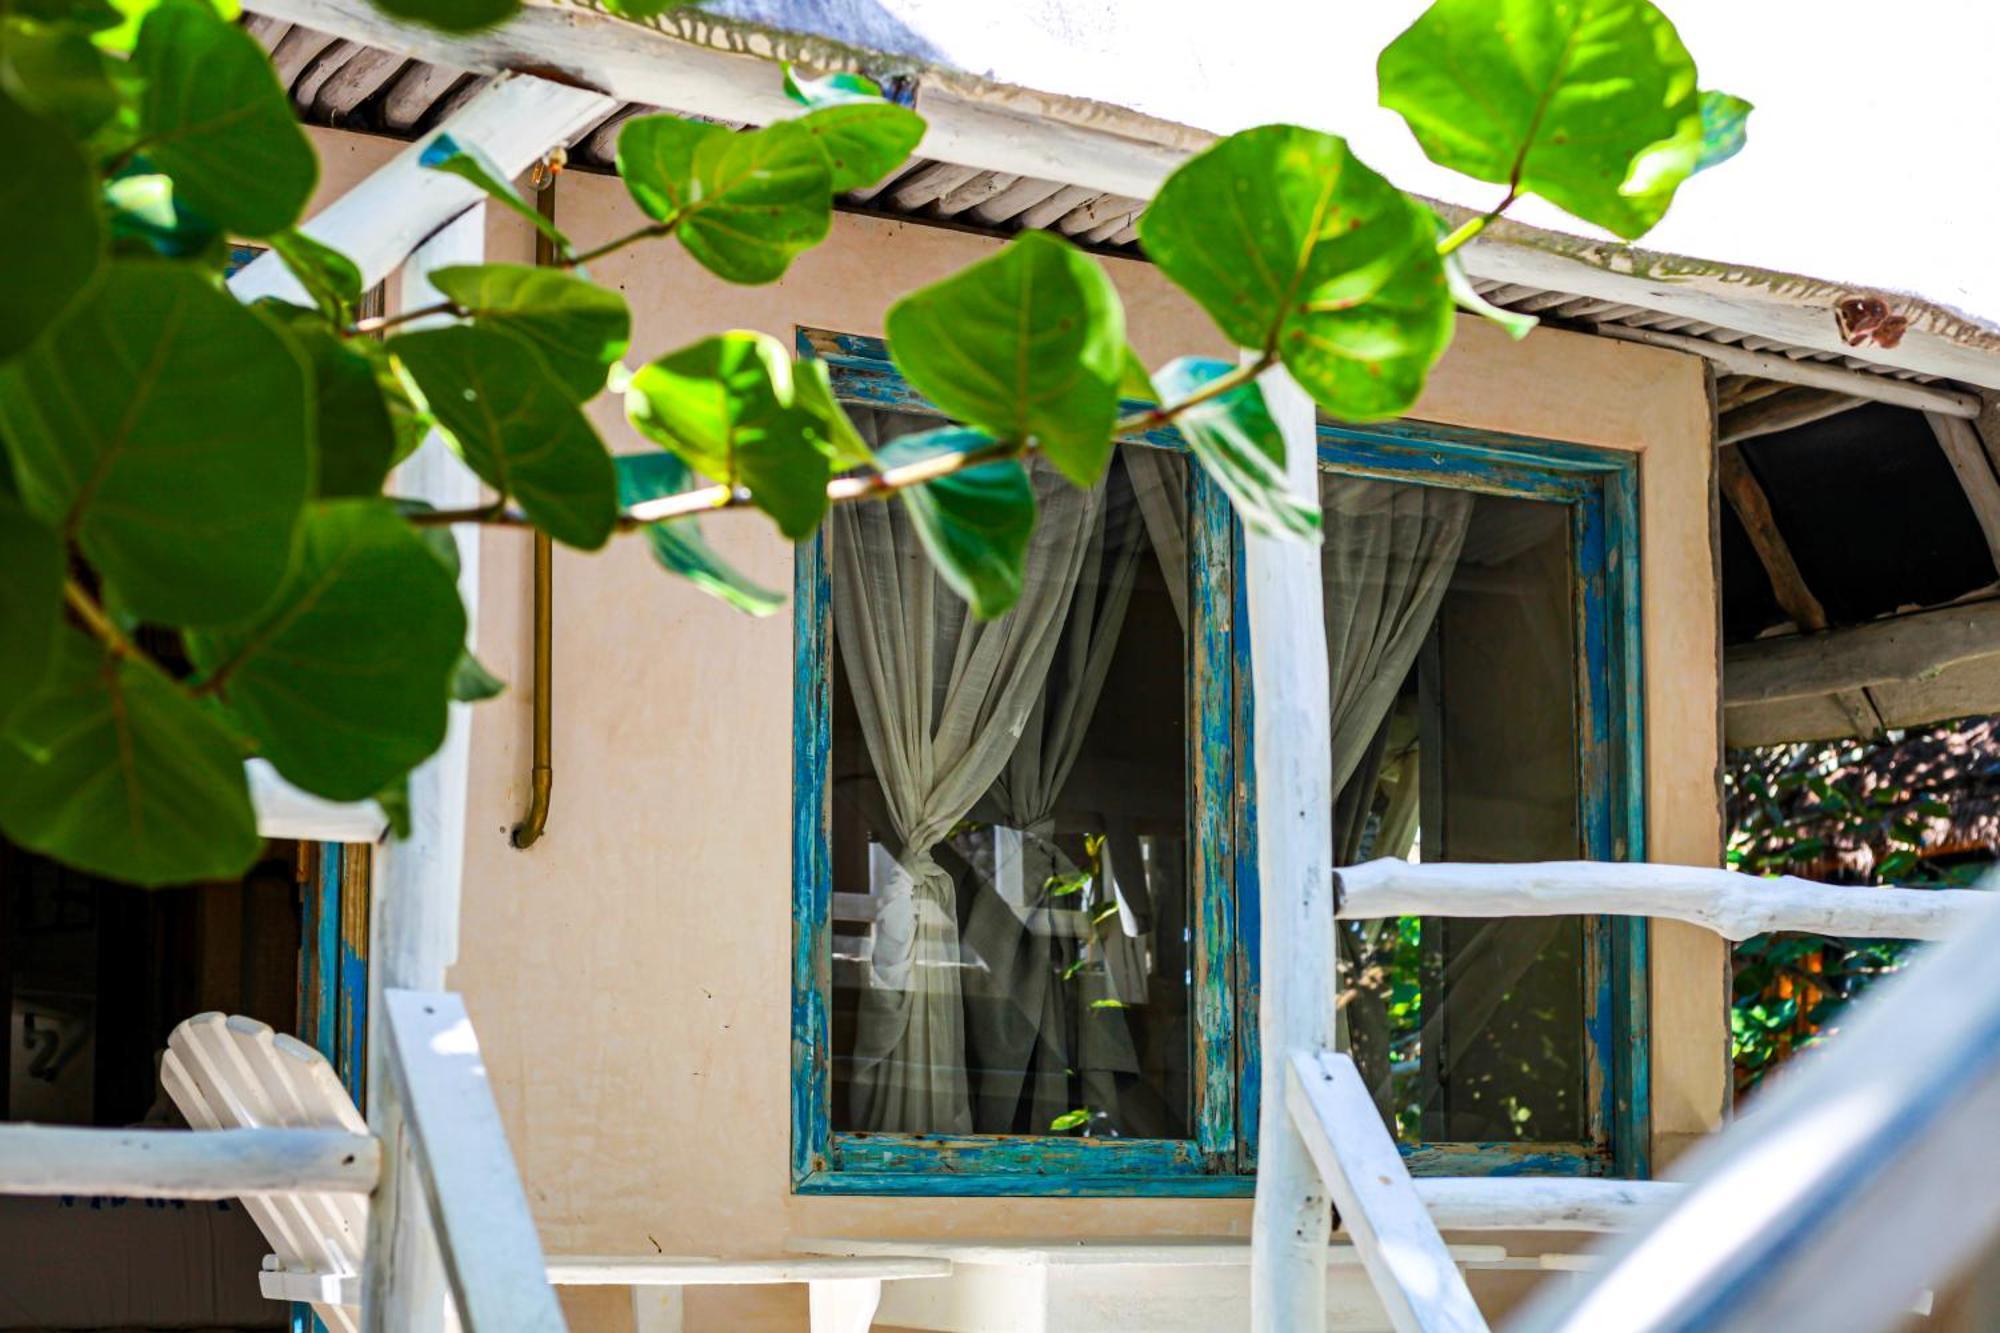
{"left": 1442, "top": 250, "right": 1536, "bottom": 341}
{"left": 615, "top": 451, "right": 785, "bottom": 616}
{"left": 0, "top": 627, "right": 259, "bottom": 887}
{"left": 367, "top": 0, "right": 517, "bottom": 38}
{"left": 450, "top": 650, "right": 505, "bottom": 701}
{"left": 186, "top": 499, "right": 466, "bottom": 801}
{"left": 0, "top": 496, "right": 63, "bottom": 733}
{"left": 886, "top": 231, "right": 1125, "bottom": 487}
{"left": 617, "top": 115, "right": 833, "bottom": 284}
{"left": 1139, "top": 125, "right": 1452, "bottom": 422}
{"left": 783, "top": 66, "right": 925, "bottom": 194}
{"left": 878, "top": 426, "right": 1036, "bottom": 619}
{"left": 428, "top": 263, "right": 630, "bottom": 402}
{"left": 257, "top": 303, "right": 398, "bottom": 498}
{"left": 270, "top": 230, "right": 363, "bottom": 325}
{"left": 623, "top": 331, "right": 840, "bottom": 540}
{"left": 132, "top": 0, "right": 315, "bottom": 236}
{"left": 1156, "top": 357, "right": 1320, "bottom": 542}
{"left": 0, "top": 262, "right": 310, "bottom": 627}
{"left": 0, "top": 87, "right": 102, "bottom": 359}
{"left": 1377, "top": 0, "right": 1711, "bottom": 239}
{"left": 391, "top": 324, "right": 618, "bottom": 550}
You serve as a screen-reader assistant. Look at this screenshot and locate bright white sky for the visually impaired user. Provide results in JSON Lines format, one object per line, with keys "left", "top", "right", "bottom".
{"left": 808, "top": 0, "right": 1999, "bottom": 323}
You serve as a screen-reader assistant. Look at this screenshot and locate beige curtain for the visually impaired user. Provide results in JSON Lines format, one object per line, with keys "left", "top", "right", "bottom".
{"left": 832, "top": 410, "right": 1099, "bottom": 1133}
{"left": 965, "top": 465, "right": 1145, "bottom": 1132}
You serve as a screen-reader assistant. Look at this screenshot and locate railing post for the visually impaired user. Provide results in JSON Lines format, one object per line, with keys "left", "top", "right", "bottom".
{"left": 362, "top": 208, "right": 487, "bottom": 1333}
{"left": 1246, "top": 363, "right": 1336, "bottom": 1331}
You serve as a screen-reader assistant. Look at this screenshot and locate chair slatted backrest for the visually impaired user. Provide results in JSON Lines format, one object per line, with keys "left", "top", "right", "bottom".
{"left": 163, "top": 1012, "right": 369, "bottom": 1333}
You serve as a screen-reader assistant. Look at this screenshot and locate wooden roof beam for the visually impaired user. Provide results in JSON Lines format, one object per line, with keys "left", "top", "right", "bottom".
{"left": 1601, "top": 325, "right": 1982, "bottom": 417}
{"left": 1719, "top": 386, "right": 1865, "bottom": 446}
{"left": 1926, "top": 411, "right": 2000, "bottom": 575}
{"left": 1726, "top": 597, "right": 2000, "bottom": 705}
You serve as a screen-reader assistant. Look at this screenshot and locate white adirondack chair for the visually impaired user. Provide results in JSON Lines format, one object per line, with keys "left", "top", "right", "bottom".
{"left": 160, "top": 1011, "right": 949, "bottom": 1333}
{"left": 162, "top": 1013, "right": 369, "bottom": 1333}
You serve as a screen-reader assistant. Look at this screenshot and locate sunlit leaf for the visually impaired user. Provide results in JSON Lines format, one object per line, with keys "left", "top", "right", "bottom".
{"left": 0, "top": 496, "right": 63, "bottom": 734}
{"left": 132, "top": 0, "right": 315, "bottom": 236}
{"left": 1139, "top": 126, "right": 1452, "bottom": 421}
{"left": 0, "top": 262, "right": 310, "bottom": 626}
{"left": 623, "top": 331, "right": 836, "bottom": 540}
{"left": 615, "top": 452, "right": 786, "bottom": 616}
{"left": 1156, "top": 357, "right": 1319, "bottom": 542}
{"left": 428, "top": 263, "right": 630, "bottom": 402}
{"left": 0, "top": 627, "right": 259, "bottom": 887}
{"left": 1118, "top": 345, "right": 1156, "bottom": 403}
{"left": 419, "top": 133, "right": 566, "bottom": 251}
{"left": 1442, "top": 250, "right": 1536, "bottom": 340}
{"left": 886, "top": 231, "right": 1126, "bottom": 487}
{"left": 877, "top": 426, "right": 1035, "bottom": 619}
{"left": 1049, "top": 1108, "right": 1090, "bottom": 1132}
{"left": 1377, "top": 0, "right": 1709, "bottom": 239}
{"left": 391, "top": 325, "right": 618, "bottom": 550}
{"left": 103, "top": 170, "right": 221, "bottom": 260}
{"left": 782, "top": 66, "right": 925, "bottom": 194}
{"left": 0, "top": 87, "right": 101, "bottom": 360}
{"left": 187, "top": 500, "right": 466, "bottom": 801}
{"left": 617, "top": 115, "right": 832, "bottom": 284}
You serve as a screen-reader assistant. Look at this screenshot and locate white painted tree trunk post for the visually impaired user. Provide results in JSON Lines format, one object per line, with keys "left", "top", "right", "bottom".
{"left": 1246, "top": 363, "right": 1335, "bottom": 1332}
{"left": 362, "top": 209, "right": 489, "bottom": 1333}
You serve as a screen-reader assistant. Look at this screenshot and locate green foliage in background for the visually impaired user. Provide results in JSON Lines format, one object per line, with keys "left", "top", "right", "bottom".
{"left": 1725, "top": 735, "right": 1981, "bottom": 1095}
{"left": 0, "top": 0, "right": 1743, "bottom": 887}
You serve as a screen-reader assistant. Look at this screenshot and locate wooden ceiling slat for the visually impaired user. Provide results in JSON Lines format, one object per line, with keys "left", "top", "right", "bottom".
{"left": 932, "top": 172, "right": 1020, "bottom": 217}
{"left": 381, "top": 61, "right": 470, "bottom": 132}
{"left": 292, "top": 39, "right": 359, "bottom": 109}
{"left": 268, "top": 25, "right": 340, "bottom": 90}
{"left": 963, "top": 176, "right": 1066, "bottom": 225}
{"left": 314, "top": 46, "right": 406, "bottom": 120}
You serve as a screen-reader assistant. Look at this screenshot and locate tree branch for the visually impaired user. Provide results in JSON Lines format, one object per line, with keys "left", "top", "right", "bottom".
{"left": 407, "top": 352, "right": 1277, "bottom": 538}
{"left": 64, "top": 581, "right": 143, "bottom": 662}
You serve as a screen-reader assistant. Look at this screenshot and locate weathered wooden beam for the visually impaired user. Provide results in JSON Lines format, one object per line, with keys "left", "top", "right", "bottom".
{"left": 1513, "top": 887, "right": 2000, "bottom": 1333}
{"left": 0, "top": 1125, "right": 379, "bottom": 1199}
{"left": 1247, "top": 365, "right": 1336, "bottom": 1332}
{"left": 1726, "top": 598, "right": 2000, "bottom": 704}
{"left": 1927, "top": 410, "right": 2000, "bottom": 573}
{"left": 228, "top": 72, "right": 611, "bottom": 306}
{"left": 1336, "top": 858, "right": 1987, "bottom": 942}
{"left": 383, "top": 989, "right": 565, "bottom": 1333}
{"left": 1287, "top": 1052, "right": 1489, "bottom": 1333}
{"left": 1718, "top": 386, "right": 1865, "bottom": 446}
{"left": 1597, "top": 325, "right": 1985, "bottom": 415}
{"left": 1715, "top": 446, "right": 1827, "bottom": 631}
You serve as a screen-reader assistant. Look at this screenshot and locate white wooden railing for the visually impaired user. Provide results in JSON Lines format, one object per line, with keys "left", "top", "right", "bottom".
{"left": 1275, "top": 857, "right": 2000, "bottom": 1333}
{"left": 0, "top": 988, "right": 555, "bottom": 1332}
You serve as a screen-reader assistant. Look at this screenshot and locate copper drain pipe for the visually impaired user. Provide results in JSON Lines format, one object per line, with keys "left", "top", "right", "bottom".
{"left": 510, "top": 179, "right": 559, "bottom": 850}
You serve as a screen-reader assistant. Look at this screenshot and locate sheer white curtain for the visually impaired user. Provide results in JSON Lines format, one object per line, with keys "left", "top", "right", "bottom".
{"left": 965, "top": 475, "right": 1145, "bottom": 1132}
{"left": 1318, "top": 476, "right": 1474, "bottom": 1109}
{"left": 831, "top": 410, "right": 1099, "bottom": 1133}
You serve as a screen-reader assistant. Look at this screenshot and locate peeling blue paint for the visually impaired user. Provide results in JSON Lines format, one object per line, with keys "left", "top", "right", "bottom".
{"left": 789, "top": 331, "right": 1650, "bottom": 1193}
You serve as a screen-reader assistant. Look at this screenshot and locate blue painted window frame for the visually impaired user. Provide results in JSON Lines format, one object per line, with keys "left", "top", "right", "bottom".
{"left": 791, "top": 332, "right": 1648, "bottom": 1195}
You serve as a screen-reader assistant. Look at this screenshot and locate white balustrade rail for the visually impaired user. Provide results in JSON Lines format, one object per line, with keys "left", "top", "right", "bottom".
{"left": 1336, "top": 858, "right": 1984, "bottom": 941}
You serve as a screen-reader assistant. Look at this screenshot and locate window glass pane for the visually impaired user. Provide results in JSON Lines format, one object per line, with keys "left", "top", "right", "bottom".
{"left": 1325, "top": 477, "right": 1589, "bottom": 1144}
{"left": 827, "top": 410, "right": 1193, "bottom": 1141}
